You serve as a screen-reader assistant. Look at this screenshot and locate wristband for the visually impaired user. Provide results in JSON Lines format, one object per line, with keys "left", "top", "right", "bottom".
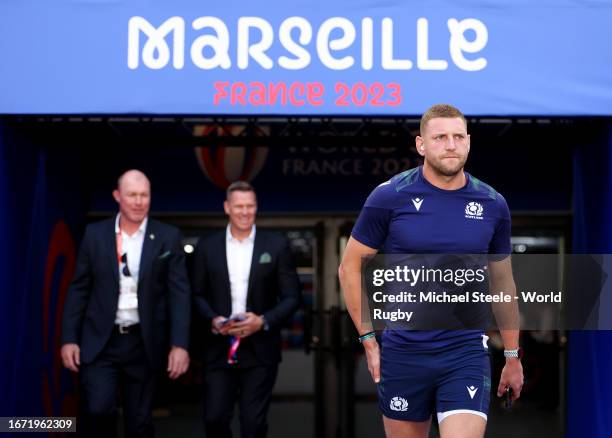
{"left": 358, "top": 331, "right": 376, "bottom": 343}
{"left": 504, "top": 348, "right": 523, "bottom": 359}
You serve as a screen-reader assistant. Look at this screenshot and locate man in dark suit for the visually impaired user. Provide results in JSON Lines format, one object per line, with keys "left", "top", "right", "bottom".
{"left": 192, "top": 181, "right": 301, "bottom": 438}
{"left": 60, "top": 169, "right": 191, "bottom": 438}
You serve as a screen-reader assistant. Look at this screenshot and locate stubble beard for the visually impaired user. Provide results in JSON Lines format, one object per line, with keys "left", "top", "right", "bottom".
{"left": 428, "top": 155, "right": 467, "bottom": 178}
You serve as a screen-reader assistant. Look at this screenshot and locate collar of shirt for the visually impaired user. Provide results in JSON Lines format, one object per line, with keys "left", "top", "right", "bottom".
{"left": 115, "top": 213, "right": 148, "bottom": 238}
{"left": 226, "top": 224, "right": 256, "bottom": 244}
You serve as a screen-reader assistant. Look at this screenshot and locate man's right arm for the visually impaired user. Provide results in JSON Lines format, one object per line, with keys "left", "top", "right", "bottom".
{"left": 489, "top": 256, "right": 523, "bottom": 401}
{"left": 338, "top": 237, "right": 379, "bottom": 382}
{"left": 60, "top": 226, "right": 94, "bottom": 372}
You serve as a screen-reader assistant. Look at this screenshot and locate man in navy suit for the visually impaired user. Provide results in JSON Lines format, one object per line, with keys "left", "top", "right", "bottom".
{"left": 60, "top": 169, "right": 191, "bottom": 438}
{"left": 192, "top": 181, "right": 301, "bottom": 438}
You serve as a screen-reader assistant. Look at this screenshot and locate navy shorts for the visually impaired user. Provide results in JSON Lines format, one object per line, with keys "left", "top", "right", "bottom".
{"left": 378, "top": 335, "right": 491, "bottom": 423}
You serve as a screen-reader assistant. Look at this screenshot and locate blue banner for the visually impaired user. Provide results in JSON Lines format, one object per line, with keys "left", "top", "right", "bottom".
{"left": 1, "top": 0, "right": 611, "bottom": 115}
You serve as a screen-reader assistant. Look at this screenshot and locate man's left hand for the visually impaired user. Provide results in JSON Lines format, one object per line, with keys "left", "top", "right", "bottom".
{"left": 167, "top": 346, "right": 190, "bottom": 380}
{"left": 497, "top": 358, "right": 524, "bottom": 401}
{"left": 227, "top": 312, "right": 264, "bottom": 338}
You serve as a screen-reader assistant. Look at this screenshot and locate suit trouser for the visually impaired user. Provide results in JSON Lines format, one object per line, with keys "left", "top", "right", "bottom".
{"left": 80, "top": 326, "right": 155, "bottom": 438}
{"left": 203, "top": 364, "right": 279, "bottom": 438}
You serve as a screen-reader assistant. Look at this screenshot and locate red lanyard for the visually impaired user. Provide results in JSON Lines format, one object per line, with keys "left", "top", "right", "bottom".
{"left": 227, "top": 337, "right": 241, "bottom": 365}
{"left": 116, "top": 229, "right": 124, "bottom": 265}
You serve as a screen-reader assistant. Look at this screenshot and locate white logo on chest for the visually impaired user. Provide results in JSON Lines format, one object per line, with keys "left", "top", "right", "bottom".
{"left": 412, "top": 198, "right": 424, "bottom": 211}
{"left": 465, "top": 202, "right": 484, "bottom": 220}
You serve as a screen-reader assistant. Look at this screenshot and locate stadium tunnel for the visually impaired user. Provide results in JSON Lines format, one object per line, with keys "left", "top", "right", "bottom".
{"left": 1, "top": 115, "right": 611, "bottom": 438}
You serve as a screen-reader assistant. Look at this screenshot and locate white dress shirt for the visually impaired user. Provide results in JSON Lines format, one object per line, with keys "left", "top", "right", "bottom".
{"left": 226, "top": 224, "right": 255, "bottom": 317}
{"left": 114, "top": 214, "right": 147, "bottom": 326}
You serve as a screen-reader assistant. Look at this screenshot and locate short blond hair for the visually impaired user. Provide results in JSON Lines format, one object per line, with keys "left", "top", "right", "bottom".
{"left": 420, "top": 104, "right": 467, "bottom": 135}
{"left": 226, "top": 180, "right": 256, "bottom": 200}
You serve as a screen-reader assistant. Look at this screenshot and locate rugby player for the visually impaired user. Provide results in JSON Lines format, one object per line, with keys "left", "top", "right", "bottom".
{"left": 339, "top": 104, "right": 524, "bottom": 438}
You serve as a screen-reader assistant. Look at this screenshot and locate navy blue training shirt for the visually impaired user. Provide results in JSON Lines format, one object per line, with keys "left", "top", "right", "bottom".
{"left": 352, "top": 165, "right": 512, "bottom": 348}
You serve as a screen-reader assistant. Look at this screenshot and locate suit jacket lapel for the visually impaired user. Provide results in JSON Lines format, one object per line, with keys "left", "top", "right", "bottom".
{"left": 105, "top": 218, "right": 120, "bottom": 294}
{"left": 246, "top": 231, "right": 263, "bottom": 308}
{"left": 220, "top": 235, "right": 232, "bottom": 315}
{"left": 138, "top": 219, "right": 157, "bottom": 296}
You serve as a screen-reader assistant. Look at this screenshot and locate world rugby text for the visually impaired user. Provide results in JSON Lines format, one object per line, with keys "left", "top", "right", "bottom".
{"left": 213, "top": 81, "right": 402, "bottom": 107}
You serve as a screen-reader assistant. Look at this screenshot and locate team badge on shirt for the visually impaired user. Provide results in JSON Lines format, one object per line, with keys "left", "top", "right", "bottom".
{"left": 465, "top": 202, "right": 484, "bottom": 220}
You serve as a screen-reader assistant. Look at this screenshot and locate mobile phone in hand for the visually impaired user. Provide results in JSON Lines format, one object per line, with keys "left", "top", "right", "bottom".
{"left": 503, "top": 386, "right": 513, "bottom": 409}
{"left": 220, "top": 314, "right": 246, "bottom": 326}
{"left": 229, "top": 314, "right": 246, "bottom": 323}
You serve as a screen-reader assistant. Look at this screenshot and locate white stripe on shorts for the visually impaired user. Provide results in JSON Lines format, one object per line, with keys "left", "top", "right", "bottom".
{"left": 437, "top": 409, "right": 487, "bottom": 424}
